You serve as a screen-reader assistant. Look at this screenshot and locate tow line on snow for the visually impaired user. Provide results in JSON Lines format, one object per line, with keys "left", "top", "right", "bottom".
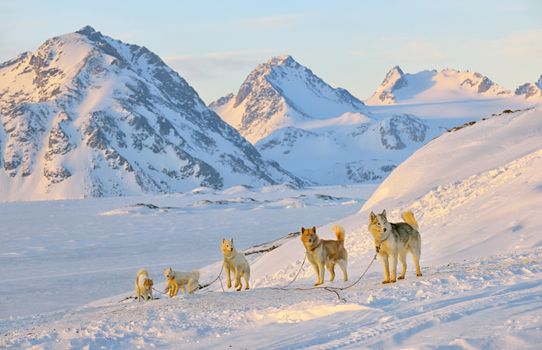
{"left": 271, "top": 252, "right": 379, "bottom": 301}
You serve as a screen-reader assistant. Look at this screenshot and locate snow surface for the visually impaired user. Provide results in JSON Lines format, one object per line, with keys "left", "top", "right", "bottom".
{"left": 1, "top": 108, "right": 541, "bottom": 349}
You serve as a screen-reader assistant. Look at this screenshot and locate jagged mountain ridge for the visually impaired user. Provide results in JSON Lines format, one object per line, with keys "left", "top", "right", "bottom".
{"left": 209, "top": 55, "right": 367, "bottom": 143}
{"left": 0, "top": 26, "right": 304, "bottom": 201}
{"left": 366, "top": 66, "right": 513, "bottom": 105}
{"left": 515, "top": 75, "right": 542, "bottom": 100}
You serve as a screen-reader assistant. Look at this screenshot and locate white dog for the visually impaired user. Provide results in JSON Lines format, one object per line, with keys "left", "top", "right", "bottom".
{"left": 135, "top": 268, "right": 154, "bottom": 302}
{"left": 163, "top": 267, "right": 200, "bottom": 297}
{"left": 221, "top": 238, "right": 250, "bottom": 291}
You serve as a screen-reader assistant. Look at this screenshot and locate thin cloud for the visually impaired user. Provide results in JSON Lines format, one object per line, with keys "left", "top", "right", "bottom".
{"left": 164, "top": 49, "right": 281, "bottom": 80}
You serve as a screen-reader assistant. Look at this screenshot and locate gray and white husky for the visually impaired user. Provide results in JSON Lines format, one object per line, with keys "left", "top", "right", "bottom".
{"left": 369, "top": 210, "right": 422, "bottom": 284}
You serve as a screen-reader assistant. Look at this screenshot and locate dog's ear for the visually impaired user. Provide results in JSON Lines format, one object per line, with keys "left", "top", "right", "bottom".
{"left": 370, "top": 211, "right": 376, "bottom": 223}
{"left": 381, "top": 209, "right": 387, "bottom": 218}
{"left": 231, "top": 238, "right": 234, "bottom": 244}
{"left": 312, "top": 226, "right": 316, "bottom": 233}
{"left": 301, "top": 226, "right": 305, "bottom": 234}
{"left": 222, "top": 238, "right": 225, "bottom": 243}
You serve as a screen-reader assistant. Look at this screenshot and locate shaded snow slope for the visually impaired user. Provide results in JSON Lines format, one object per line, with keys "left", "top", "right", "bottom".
{"left": 0, "top": 27, "right": 303, "bottom": 201}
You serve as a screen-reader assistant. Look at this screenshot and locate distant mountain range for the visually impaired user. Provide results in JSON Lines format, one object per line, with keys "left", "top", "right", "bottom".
{"left": 365, "top": 65, "right": 541, "bottom": 105}
{"left": 1, "top": 26, "right": 539, "bottom": 200}
{"left": 0, "top": 26, "right": 303, "bottom": 201}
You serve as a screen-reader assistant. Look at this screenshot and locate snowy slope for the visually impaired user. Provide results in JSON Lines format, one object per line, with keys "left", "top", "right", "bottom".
{"left": 0, "top": 27, "right": 303, "bottom": 201}
{"left": 2, "top": 109, "right": 541, "bottom": 349}
{"left": 209, "top": 55, "right": 366, "bottom": 143}
{"left": 366, "top": 66, "right": 513, "bottom": 105}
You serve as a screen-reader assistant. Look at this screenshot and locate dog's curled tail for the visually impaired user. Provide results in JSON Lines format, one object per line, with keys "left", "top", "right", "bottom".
{"left": 136, "top": 268, "right": 148, "bottom": 277}
{"left": 333, "top": 224, "right": 345, "bottom": 241}
{"left": 402, "top": 211, "right": 419, "bottom": 231}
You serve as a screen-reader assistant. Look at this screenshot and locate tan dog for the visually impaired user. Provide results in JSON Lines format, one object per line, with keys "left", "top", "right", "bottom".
{"left": 135, "top": 268, "right": 154, "bottom": 302}
{"left": 369, "top": 210, "right": 422, "bottom": 284}
{"left": 301, "top": 225, "right": 348, "bottom": 286}
{"left": 221, "top": 238, "right": 250, "bottom": 291}
{"left": 163, "top": 267, "right": 200, "bottom": 297}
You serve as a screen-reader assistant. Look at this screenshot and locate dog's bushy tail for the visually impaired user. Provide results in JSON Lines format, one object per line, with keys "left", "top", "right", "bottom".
{"left": 137, "top": 268, "right": 148, "bottom": 277}
{"left": 333, "top": 224, "right": 345, "bottom": 242}
{"left": 402, "top": 211, "right": 419, "bottom": 231}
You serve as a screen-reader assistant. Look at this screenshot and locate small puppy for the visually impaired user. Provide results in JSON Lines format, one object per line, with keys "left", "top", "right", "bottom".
{"left": 221, "top": 238, "right": 250, "bottom": 291}
{"left": 301, "top": 225, "right": 348, "bottom": 286}
{"left": 135, "top": 268, "right": 154, "bottom": 302}
{"left": 369, "top": 209, "right": 422, "bottom": 284}
{"left": 163, "top": 267, "right": 200, "bottom": 297}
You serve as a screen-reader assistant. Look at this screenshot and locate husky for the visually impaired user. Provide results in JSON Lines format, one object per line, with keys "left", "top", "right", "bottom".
{"left": 163, "top": 267, "right": 200, "bottom": 297}
{"left": 301, "top": 225, "right": 348, "bottom": 286}
{"left": 369, "top": 210, "right": 422, "bottom": 284}
{"left": 135, "top": 268, "right": 154, "bottom": 302}
{"left": 221, "top": 238, "right": 250, "bottom": 291}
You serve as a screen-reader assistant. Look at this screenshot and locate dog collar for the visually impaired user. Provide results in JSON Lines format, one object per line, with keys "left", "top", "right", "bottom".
{"left": 310, "top": 240, "right": 323, "bottom": 252}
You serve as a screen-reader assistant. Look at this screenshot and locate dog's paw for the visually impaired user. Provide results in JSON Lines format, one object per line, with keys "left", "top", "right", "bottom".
{"left": 227, "top": 282, "right": 232, "bottom": 288}
{"left": 382, "top": 280, "right": 390, "bottom": 284}
{"left": 314, "top": 282, "right": 323, "bottom": 286}
{"left": 390, "top": 279, "right": 396, "bottom": 283}
{"left": 398, "top": 276, "right": 405, "bottom": 280}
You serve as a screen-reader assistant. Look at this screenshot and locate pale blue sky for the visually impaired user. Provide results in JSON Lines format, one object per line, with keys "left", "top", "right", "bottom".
{"left": 1, "top": 0, "right": 541, "bottom": 103}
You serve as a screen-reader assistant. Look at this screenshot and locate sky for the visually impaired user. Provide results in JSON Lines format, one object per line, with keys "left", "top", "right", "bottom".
{"left": 1, "top": 0, "right": 541, "bottom": 103}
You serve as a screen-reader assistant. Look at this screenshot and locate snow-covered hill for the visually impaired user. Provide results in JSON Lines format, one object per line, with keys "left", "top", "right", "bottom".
{"left": 209, "top": 55, "right": 366, "bottom": 143}
{"left": 366, "top": 66, "right": 513, "bottom": 105}
{"left": 0, "top": 27, "right": 303, "bottom": 201}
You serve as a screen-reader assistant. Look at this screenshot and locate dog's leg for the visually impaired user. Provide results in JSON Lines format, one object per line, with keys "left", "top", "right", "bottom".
{"left": 244, "top": 271, "right": 250, "bottom": 290}
{"left": 412, "top": 248, "right": 422, "bottom": 277}
{"left": 381, "top": 254, "right": 391, "bottom": 284}
{"left": 326, "top": 262, "right": 336, "bottom": 282}
{"left": 316, "top": 262, "right": 325, "bottom": 286}
{"left": 235, "top": 268, "right": 242, "bottom": 291}
{"left": 398, "top": 250, "right": 407, "bottom": 280}
{"left": 390, "top": 252, "right": 398, "bottom": 283}
{"left": 225, "top": 266, "right": 232, "bottom": 289}
{"left": 338, "top": 259, "right": 348, "bottom": 281}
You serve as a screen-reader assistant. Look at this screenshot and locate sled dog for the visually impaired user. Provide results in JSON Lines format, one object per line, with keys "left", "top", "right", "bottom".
{"left": 368, "top": 209, "right": 422, "bottom": 284}
{"left": 135, "top": 268, "right": 154, "bottom": 302}
{"left": 301, "top": 225, "right": 348, "bottom": 286}
{"left": 221, "top": 238, "right": 250, "bottom": 291}
{"left": 163, "top": 267, "right": 200, "bottom": 297}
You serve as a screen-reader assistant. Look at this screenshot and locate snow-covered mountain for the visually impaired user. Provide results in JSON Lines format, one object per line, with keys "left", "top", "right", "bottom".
{"left": 209, "top": 55, "right": 366, "bottom": 143}
{"left": 515, "top": 75, "right": 542, "bottom": 100}
{"left": 366, "top": 66, "right": 512, "bottom": 105}
{"left": 211, "top": 57, "right": 449, "bottom": 185}
{"left": 0, "top": 26, "right": 304, "bottom": 201}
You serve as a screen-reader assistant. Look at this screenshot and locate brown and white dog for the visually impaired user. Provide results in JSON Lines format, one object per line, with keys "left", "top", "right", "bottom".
{"left": 135, "top": 268, "right": 154, "bottom": 302}
{"left": 301, "top": 225, "right": 348, "bottom": 286}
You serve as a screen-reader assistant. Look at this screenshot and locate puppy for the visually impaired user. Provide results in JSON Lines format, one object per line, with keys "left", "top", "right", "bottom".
{"left": 221, "top": 238, "right": 250, "bottom": 291}
{"left": 163, "top": 267, "right": 200, "bottom": 297}
{"left": 301, "top": 225, "right": 348, "bottom": 286}
{"left": 369, "top": 209, "right": 422, "bottom": 284}
{"left": 135, "top": 268, "right": 154, "bottom": 302}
